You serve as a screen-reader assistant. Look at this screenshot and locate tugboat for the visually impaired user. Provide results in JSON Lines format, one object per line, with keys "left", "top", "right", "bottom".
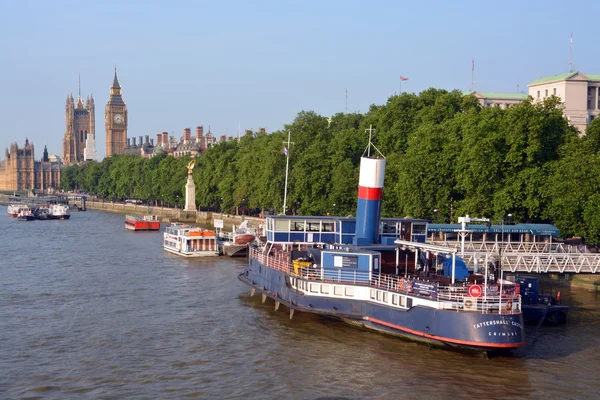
{"left": 239, "top": 130, "right": 525, "bottom": 354}
{"left": 163, "top": 223, "right": 219, "bottom": 257}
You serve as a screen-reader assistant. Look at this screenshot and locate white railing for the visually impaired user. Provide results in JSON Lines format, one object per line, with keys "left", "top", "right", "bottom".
{"left": 250, "top": 247, "right": 520, "bottom": 314}
{"left": 429, "top": 240, "right": 579, "bottom": 254}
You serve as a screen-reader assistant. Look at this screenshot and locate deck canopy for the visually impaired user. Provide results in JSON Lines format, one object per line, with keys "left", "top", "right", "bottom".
{"left": 427, "top": 223, "right": 560, "bottom": 237}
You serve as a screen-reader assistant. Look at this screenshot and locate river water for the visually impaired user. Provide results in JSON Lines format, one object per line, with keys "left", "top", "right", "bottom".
{"left": 1, "top": 208, "right": 599, "bottom": 399}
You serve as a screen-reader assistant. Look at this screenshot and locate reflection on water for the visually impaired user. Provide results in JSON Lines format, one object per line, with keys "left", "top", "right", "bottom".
{"left": 1, "top": 209, "right": 599, "bottom": 399}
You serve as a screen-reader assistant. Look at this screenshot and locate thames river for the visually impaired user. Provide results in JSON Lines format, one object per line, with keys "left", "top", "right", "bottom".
{"left": 1, "top": 208, "right": 599, "bottom": 399}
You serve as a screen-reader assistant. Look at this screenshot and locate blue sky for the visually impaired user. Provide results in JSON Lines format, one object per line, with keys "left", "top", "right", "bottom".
{"left": 1, "top": 0, "right": 599, "bottom": 159}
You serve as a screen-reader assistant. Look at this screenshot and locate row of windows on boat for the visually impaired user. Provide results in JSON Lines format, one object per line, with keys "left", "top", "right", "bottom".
{"left": 268, "top": 220, "right": 427, "bottom": 235}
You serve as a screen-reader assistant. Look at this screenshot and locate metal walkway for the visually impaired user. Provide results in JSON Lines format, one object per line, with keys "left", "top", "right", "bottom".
{"left": 429, "top": 240, "right": 600, "bottom": 274}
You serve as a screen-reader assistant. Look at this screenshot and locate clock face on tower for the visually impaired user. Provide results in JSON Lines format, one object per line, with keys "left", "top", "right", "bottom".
{"left": 113, "top": 114, "right": 124, "bottom": 124}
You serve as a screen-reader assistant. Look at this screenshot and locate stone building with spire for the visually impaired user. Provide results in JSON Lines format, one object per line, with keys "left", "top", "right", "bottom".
{"left": 0, "top": 140, "right": 61, "bottom": 191}
{"left": 105, "top": 68, "right": 128, "bottom": 157}
{"left": 62, "top": 80, "right": 95, "bottom": 165}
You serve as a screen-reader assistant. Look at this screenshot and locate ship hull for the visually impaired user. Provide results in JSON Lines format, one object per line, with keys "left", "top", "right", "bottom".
{"left": 125, "top": 221, "right": 160, "bottom": 231}
{"left": 241, "top": 258, "right": 525, "bottom": 353}
{"left": 164, "top": 245, "right": 219, "bottom": 257}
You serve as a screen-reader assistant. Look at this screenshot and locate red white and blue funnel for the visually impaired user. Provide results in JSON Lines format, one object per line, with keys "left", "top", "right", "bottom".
{"left": 354, "top": 156, "right": 386, "bottom": 245}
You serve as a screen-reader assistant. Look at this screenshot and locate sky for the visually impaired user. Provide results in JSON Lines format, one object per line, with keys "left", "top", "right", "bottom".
{"left": 1, "top": 0, "right": 599, "bottom": 159}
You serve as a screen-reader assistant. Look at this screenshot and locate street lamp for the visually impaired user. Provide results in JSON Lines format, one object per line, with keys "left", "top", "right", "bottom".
{"left": 433, "top": 208, "right": 438, "bottom": 222}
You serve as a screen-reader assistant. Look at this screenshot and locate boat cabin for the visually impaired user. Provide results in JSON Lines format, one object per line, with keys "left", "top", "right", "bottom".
{"left": 265, "top": 215, "right": 427, "bottom": 246}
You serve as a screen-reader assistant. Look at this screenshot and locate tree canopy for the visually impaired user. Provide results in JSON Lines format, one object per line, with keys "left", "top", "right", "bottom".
{"left": 60, "top": 90, "right": 599, "bottom": 242}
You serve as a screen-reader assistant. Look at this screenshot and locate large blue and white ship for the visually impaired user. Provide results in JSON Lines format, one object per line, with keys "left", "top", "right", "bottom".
{"left": 239, "top": 135, "right": 525, "bottom": 353}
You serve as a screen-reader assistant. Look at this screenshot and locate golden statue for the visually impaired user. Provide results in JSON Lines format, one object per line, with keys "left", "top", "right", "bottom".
{"left": 187, "top": 159, "right": 195, "bottom": 174}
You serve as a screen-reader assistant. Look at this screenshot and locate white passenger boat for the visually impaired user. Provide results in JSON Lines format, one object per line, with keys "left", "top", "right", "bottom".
{"left": 163, "top": 223, "right": 219, "bottom": 257}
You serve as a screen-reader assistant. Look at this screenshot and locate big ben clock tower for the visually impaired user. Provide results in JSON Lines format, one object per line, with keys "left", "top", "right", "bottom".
{"left": 105, "top": 67, "right": 128, "bottom": 157}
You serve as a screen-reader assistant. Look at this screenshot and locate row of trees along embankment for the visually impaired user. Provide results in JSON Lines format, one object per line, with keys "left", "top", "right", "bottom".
{"left": 59, "top": 89, "right": 600, "bottom": 243}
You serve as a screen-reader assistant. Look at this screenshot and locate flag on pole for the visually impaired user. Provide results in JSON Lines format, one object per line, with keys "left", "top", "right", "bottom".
{"left": 283, "top": 146, "right": 288, "bottom": 156}
{"left": 400, "top": 76, "right": 408, "bottom": 81}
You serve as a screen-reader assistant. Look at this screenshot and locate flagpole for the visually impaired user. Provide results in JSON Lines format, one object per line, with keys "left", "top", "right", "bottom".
{"left": 283, "top": 130, "right": 291, "bottom": 215}
{"left": 400, "top": 77, "right": 402, "bottom": 95}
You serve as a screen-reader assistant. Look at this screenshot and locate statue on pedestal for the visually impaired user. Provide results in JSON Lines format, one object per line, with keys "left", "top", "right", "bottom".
{"left": 187, "top": 160, "right": 195, "bottom": 174}
{"left": 184, "top": 159, "right": 197, "bottom": 213}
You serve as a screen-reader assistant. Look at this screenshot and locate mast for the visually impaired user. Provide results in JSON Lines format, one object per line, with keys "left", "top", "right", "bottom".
{"left": 282, "top": 130, "right": 294, "bottom": 215}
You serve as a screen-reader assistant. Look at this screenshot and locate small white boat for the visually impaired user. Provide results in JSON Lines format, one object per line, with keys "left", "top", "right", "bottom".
{"left": 48, "top": 204, "right": 70, "bottom": 220}
{"left": 17, "top": 208, "right": 35, "bottom": 221}
{"left": 163, "top": 223, "right": 219, "bottom": 257}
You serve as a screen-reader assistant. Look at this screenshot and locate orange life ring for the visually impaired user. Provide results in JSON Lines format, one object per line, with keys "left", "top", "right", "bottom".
{"left": 506, "top": 300, "right": 513, "bottom": 310}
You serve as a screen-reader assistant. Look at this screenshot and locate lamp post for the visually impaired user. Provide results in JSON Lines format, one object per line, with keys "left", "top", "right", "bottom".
{"left": 433, "top": 208, "right": 438, "bottom": 223}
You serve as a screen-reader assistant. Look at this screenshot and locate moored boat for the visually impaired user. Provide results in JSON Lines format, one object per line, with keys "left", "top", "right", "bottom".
{"left": 216, "top": 219, "right": 259, "bottom": 257}
{"left": 239, "top": 131, "right": 525, "bottom": 354}
{"left": 163, "top": 223, "right": 219, "bottom": 257}
{"left": 517, "top": 277, "right": 568, "bottom": 325}
{"left": 17, "top": 208, "right": 35, "bottom": 221}
{"left": 47, "top": 204, "right": 70, "bottom": 220}
{"left": 125, "top": 215, "right": 160, "bottom": 231}
{"left": 8, "top": 204, "right": 27, "bottom": 218}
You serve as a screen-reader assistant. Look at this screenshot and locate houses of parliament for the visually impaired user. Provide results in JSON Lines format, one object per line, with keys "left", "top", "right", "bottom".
{"left": 0, "top": 70, "right": 128, "bottom": 191}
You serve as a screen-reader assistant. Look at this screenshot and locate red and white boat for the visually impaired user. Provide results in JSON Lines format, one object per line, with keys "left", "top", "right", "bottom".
{"left": 125, "top": 215, "right": 161, "bottom": 231}
{"left": 7, "top": 204, "right": 27, "bottom": 218}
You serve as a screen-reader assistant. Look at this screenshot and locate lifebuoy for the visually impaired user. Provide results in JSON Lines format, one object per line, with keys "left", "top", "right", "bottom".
{"left": 556, "top": 291, "right": 562, "bottom": 302}
{"left": 506, "top": 300, "right": 513, "bottom": 310}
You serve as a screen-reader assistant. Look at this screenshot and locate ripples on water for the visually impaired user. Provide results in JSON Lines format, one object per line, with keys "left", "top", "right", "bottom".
{"left": 1, "top": 208, "right": 599, "bottom": 399}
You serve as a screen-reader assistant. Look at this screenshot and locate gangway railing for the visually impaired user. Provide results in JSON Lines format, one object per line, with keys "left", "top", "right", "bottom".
{"left": 501, "top": 252, "right": 600, "bottom": 274}
{"left": 428, "top": 240, "right": 580, "bottom": 254}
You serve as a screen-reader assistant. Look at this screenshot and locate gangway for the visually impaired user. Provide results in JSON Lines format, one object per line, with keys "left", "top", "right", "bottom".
{"left": 501, "top": 252, "right": 600, "bottom": 274}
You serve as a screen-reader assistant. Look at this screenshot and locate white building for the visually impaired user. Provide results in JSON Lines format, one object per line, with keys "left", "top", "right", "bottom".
{"left": 528, "top": 72, "right": 600, "bottom": 134}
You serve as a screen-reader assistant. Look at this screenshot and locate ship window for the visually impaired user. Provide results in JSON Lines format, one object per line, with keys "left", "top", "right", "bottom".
{"left": 383, "top": 292, "right": 389, "bottom": 303}
{"left": 381, "top": 221, "right": 396, "bottom": 234}
{"left": 321, "top": 285, "right": 330, "bottom": 294}
{"left": 310, "top": 284, "right": 318, "bottom": 293}
{"left": 370, "top": 289, "right": 376, "bottom": 299}
{"left": 392, "top": 294, "right": 398, "bottom": 305}
{"left": 274, "top": 219, "right": 289, "bottom": 231}
{"left": 400, "top": 296, "right": 406, "bottom": 307}
{"left": 345, "top": 287, "right": 354, "bottom": 297}
{"left": 334, "top": 286, "right": 343, "bottom": 296}
{"left": 322, "top": 222, "right": 334, "bottom": 232}
{"left": 307, "top": 222, "right": 320, "bottom": 231}
{"left": 412, "top": 223, "right": 426, "bottom": 234}
{"left": 376, "top": 291, "right": 382, "bottom": 301}
{"left": 291, "top": 221, "right": 305, "bottom": 231}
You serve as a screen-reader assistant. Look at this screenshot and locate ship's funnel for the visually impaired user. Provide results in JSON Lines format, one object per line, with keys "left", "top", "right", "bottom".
{"left": 354, "top": 156, "right": 386, "bottom": 245}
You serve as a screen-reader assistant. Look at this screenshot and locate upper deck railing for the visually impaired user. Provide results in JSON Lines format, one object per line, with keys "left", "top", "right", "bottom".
{"left": 250, "top": 247, "right": 520, "bottom": 314}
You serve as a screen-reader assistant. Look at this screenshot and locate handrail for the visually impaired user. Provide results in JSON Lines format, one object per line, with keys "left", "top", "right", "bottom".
{"left": 250, "top": 247, "right": 521, "bottom": 314}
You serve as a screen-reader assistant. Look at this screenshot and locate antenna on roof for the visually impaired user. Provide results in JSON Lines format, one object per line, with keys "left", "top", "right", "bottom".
{"left": 569, "top": 33, "right": 573, "bottom": 73}
{"left": 471, "top": 59, "right": 475, "bottom": 91}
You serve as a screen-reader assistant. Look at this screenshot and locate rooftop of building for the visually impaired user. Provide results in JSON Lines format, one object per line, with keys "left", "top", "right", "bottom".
{"left": 463, "top": 91, "right": 529, "bottom": 100}
{"left": 529, "top": 72, "right": 600, "bottom": 86}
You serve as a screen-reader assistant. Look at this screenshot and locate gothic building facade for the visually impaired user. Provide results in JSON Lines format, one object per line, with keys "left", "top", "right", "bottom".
{"left": 105, "top": 69, "right": 128, "bottom": 157}
{"left": 0, "top": 140, "right": 61, "bottom": 191}
{"left": 62, "top": 90, "right": 95, "bottom": 165}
